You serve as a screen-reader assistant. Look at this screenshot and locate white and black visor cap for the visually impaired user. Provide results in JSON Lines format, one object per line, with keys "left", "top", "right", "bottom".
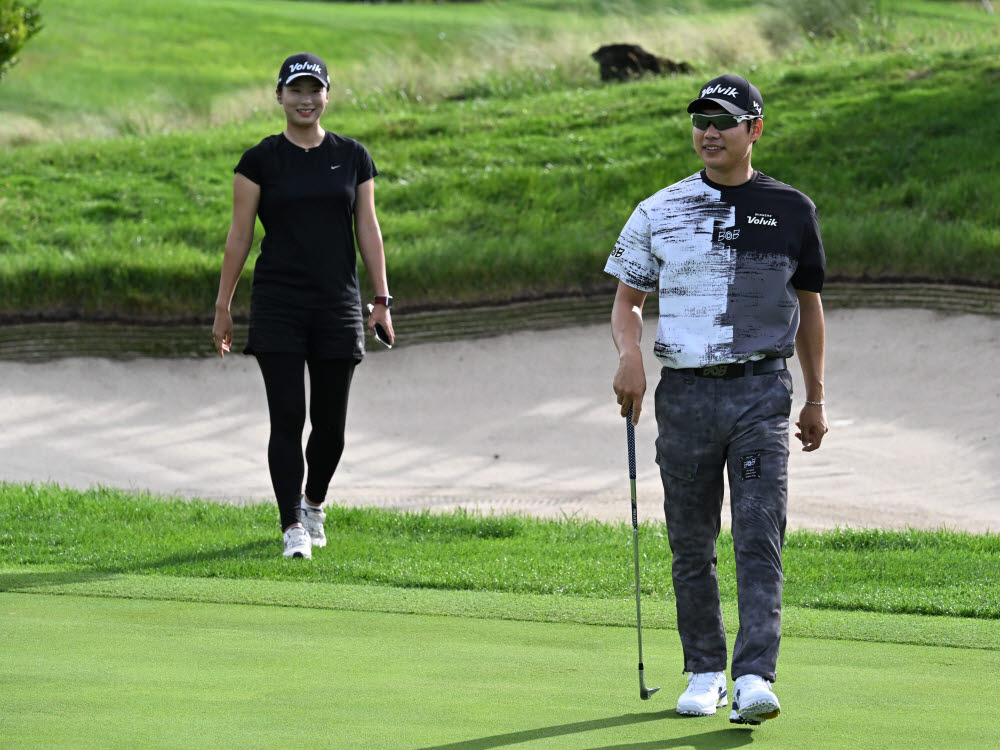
{"left": 687, "top": 74, "right": 763, "bottom": 117}
{"left": 277, "top": 52, "right": 330, "bottom": 89}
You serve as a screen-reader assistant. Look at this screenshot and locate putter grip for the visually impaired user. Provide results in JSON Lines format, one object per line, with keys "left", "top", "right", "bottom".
{"left": 626, "top": 405, "right": 636, "bottom": 480}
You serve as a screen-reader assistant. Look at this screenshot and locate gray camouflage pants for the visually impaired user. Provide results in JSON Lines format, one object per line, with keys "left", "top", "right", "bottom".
{"left": 654, "top": 366, "right": 792, "bottom": 683}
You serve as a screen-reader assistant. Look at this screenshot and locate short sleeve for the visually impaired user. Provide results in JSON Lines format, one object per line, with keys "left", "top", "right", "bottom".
{"left": 234, "top": 144, "right": 264, "bottom": 185}
{"left": 604, "top": 204, "right": 659, "bottom": 292}
{"left": 355, "top": 142, "right": 378, "bottom": 185}
{"left": 791, "top": 205, "right": 826, "bottom": 293}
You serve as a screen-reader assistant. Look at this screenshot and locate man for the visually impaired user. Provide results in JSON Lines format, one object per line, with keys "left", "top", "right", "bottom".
{"left": 606, "top": 74, "right": 828, "bottom": 725}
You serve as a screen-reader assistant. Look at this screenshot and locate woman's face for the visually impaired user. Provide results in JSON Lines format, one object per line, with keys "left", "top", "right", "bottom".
{"left": 277, "top": 77, "right": 329, "bottom": 127}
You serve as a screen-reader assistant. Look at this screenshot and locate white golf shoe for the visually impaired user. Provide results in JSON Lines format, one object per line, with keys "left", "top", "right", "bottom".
{"left": 676, "top": 671, "right": 727, "bottom": 716}
{"left": 282, "top": 526, "right": 312, "bottom": 559}
{"left": 300, "top": 500, "right": 327, "bottom": 548}
{"left": 729, "top": 674, "right": 780, "bottom": 725}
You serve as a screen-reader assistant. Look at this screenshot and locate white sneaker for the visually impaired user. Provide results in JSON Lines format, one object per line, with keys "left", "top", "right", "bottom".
{"left": 282, "top": 526, "right": 312, "bottom": 559}
{"left": 730, "top": 675, "right": 780, "bottom": 725}
{"left": 676, "top": 671, "right": 727, "bottom": 716}
{"left": 300, "top": 499, "right": 327, "bottom": 548}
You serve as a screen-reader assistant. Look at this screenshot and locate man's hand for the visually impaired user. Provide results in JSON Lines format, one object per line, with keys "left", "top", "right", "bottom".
{"left": 795, "top": 403, "right": 828, "bottom": 451}
{"left": 614, "top": 346, "right": 646, "bottom": 425}
{"left": 794, "top": 290, "right": 827, "bottom": 452}
{"left": 610, "top": 281, "right": 648, "bottom": 425}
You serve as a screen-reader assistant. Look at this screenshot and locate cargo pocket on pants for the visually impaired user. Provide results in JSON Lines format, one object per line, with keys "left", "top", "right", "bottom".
{"left": 656, "top": 454, "right": 699, "bottom": 483}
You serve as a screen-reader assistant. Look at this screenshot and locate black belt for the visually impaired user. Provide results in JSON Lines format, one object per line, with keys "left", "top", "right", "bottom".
{"left": 673, "top": 357, "right": 786, "bottom": 379}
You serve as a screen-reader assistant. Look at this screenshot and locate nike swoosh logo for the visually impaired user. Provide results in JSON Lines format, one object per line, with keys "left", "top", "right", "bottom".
{"left": 330, "top": 165, "right": 341, "bottom": 170}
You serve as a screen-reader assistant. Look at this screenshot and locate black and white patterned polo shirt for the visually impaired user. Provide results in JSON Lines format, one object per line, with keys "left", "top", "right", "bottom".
{"left": 605, "top": 170, "right": 825, "bottom": 369}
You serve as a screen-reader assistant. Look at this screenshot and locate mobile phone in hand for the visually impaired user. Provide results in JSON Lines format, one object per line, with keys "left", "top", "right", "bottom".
{"left": 366, "top": 303, "right": 392, "bottom": 349}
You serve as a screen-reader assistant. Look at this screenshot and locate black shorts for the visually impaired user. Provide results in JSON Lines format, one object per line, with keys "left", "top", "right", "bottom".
{"left": 244, "top": 295, "right": 364, "bottom": 361}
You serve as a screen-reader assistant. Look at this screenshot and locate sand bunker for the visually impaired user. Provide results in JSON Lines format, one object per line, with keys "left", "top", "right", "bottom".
{"left": 1, "top": 308, "right": 996, "bottom": 532}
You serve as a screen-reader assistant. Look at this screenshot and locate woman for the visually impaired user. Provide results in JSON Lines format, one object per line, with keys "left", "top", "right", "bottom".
{"left": 212, "top": 52, "right": 394, "bottom": 559}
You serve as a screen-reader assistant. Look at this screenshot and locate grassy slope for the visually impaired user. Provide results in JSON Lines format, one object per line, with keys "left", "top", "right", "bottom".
{"left": 0, "top": 0, "right": 755, "bottom": 135}
{"left": 0, "top": 1, "right": 998, "bottom": 320}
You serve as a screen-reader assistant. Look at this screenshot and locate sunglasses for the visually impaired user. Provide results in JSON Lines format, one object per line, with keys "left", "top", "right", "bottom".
{"left": 690, "top": 112, "right": 760, "bottom": 131}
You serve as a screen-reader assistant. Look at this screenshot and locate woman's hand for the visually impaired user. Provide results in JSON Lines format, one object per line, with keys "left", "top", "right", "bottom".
{"left": 212, "top": 308, "right": 233, "bottom": 358}
{"left": 367, "top": 304, "right": 394, "bottom": 346}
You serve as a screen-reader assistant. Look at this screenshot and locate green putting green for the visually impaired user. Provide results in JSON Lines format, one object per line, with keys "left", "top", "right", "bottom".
{"left": 3, "top": 591, "right": 997, "bottom": 749}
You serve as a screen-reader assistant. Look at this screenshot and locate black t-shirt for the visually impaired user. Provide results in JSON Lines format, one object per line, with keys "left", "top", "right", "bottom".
{"left": 605, "top": 170, "right": 826, "bottom": 368}
{"left": 234, "top": 131, "right": 378, "bottom": 314}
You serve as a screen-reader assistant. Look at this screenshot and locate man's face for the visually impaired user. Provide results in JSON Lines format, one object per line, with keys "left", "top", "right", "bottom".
{"left": 691, "top": 106, "right": 761, "bottom": 176}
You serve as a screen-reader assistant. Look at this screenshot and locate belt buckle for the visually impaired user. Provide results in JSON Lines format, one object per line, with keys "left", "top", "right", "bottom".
{"left": 701, "top": 364, "right": 729, "bottom": 377}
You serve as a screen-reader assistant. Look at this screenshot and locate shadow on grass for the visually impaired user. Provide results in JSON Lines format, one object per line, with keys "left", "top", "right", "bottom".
{"left": 586, "top": 727, "right": 755, "bottom": 749}
{"left": 418, "top": 711, "right": 754, "bottom": 749}
{"left": 0, "top": 539, "right": 274, "bottom": 593}
{"left": 0, "top": 569, "right": 113, "bottom": 591}
{"left": 121, "top": 539, "right": 275, "bottom": 574}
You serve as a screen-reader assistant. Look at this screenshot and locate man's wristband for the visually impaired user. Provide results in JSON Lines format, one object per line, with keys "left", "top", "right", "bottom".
{"left": 372, "top": 295, "right": 393, "bottom": 309}
{"left": 805, "top": 400, "right": 825, "bottom": 407}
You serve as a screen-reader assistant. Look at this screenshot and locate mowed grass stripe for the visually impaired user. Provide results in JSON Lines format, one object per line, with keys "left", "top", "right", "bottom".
{"left": 3, "top": 569, "right": 998, "bottom": 653}
{"left": 3, "top": 592, "right": 999, "bottom": 749}
{"left": 2, "top": 483, "right": 998, "bottom": 620}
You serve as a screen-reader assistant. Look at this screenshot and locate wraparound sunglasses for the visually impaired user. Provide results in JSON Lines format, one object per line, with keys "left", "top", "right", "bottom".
{"left": 690, "top": 112, "right": 760, "bottom": 131}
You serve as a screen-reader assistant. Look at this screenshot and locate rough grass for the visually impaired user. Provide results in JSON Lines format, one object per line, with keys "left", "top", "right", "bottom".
{"left": 2, "top": 39, "right": 998, "bottom": 319}
{"left": 3, "top": 482, "right": 998, "bottom": 619}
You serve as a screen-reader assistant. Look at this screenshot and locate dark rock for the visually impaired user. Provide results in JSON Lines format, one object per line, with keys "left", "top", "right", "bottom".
{"left": 591, "top": 44, "right": 692, "bottom": 82}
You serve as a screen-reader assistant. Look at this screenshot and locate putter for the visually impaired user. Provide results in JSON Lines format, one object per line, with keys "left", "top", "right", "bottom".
{"left": 626, "top": 405, "right": 659, "bottom": 701}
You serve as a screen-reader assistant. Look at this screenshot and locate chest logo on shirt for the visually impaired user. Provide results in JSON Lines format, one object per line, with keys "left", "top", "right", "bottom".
{"left": 330, "top": 164, "right": 342, "bottom": 170}
{"left": 747, "top": 212, "right": 779, "bottom": 228}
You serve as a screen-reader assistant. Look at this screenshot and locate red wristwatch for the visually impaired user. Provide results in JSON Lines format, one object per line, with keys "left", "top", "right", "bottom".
{"left": 372, "top": 295, "right": 393, "bottom": 309}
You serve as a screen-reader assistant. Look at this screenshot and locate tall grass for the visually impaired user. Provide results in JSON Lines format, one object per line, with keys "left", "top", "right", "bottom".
{"left": 0, "top": 0, "right": 771, "bottom": 145}
{"left": 768, "top": 0, "right": 894, "bottom": 44}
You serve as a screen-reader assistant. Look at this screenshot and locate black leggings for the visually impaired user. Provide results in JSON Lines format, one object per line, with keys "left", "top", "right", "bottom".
{"left": 255, "top": 354, "right": 356, "bottom": 530}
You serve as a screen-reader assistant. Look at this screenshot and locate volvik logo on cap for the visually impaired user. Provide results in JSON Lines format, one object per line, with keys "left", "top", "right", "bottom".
{"left": 277, "top": 52, "right": 330, "bottom": 89}
{"left": 701, "top": 84, "right": 740, "bottom": 99}
{"left": 687, "top": 74, "right": 764, "bottom": 117}
{"left": 290, "top": 61, "right": 323, "bottom": 77}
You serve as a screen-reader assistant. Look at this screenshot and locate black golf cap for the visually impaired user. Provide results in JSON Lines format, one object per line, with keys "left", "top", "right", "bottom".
{"left": 277, "top": 52, "right": 330, "bottom": 89}
{"left": 687, "top": 74, "right": 763, "bottom": 117}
